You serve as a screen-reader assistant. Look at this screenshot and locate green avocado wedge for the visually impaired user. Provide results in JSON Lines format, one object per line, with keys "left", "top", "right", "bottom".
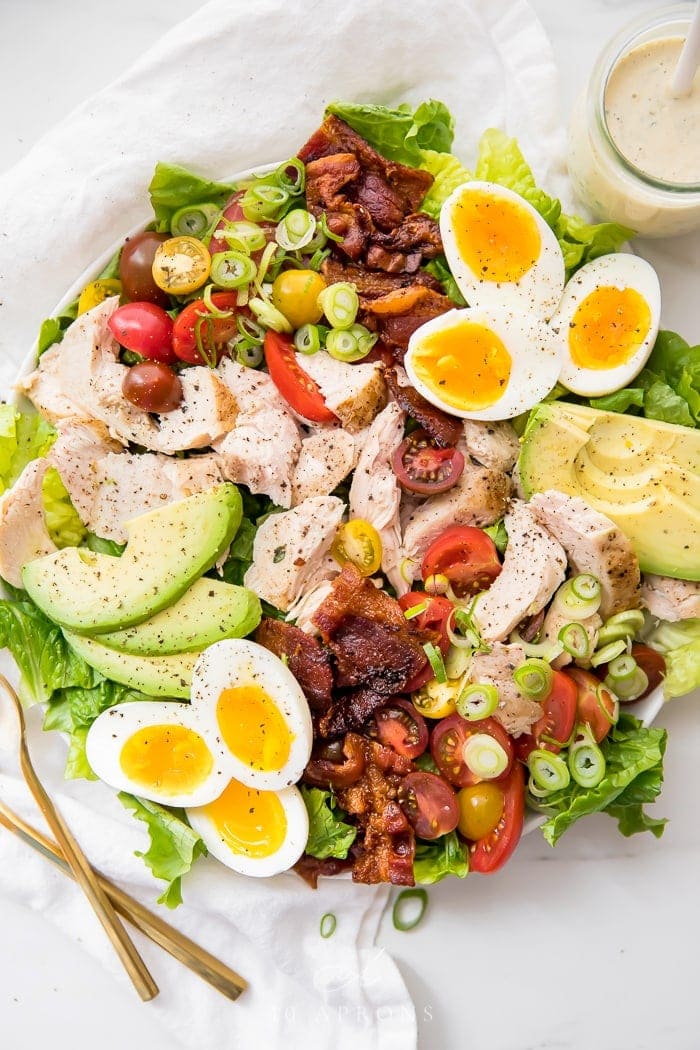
{"left": 96, "top": 578, "right": 261, "bottom": 655}
{"left": 21, "top": 484, "right": 243, "bottom": 634}
{"left": 519, "top": 403, "right": 700, "bottom": 580}
{"left": 63, "top": 631, "right": 198, "bottom": 698}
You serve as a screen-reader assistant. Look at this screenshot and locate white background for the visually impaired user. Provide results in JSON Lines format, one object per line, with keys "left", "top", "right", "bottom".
{"left": 1, "top": 1, "right": 699, "bottom": 1048}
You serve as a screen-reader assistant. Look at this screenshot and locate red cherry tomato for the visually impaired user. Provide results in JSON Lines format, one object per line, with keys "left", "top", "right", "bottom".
{"left": 392, "top": 429, "right": 465, "bottom": 495}
{"left": 430, "top": 714, "right": 513, "bottom": 789}
{"left": 122, "top": 362, "right": 183, "bottom": 413}
{"left": 264, "top": 331, "right": 337, "bottom": 423}
{"left": 171, "top": 291, "right": 241, "bottom": 365}
{"left": 516, "top": 670, "right": 578, "bottom": 761}
{"left": 107, "top": 302, "right": 175, "bottom": 363}
{"left": 399, "top": 771, "right": 460, "bottom": 840}
{"left": 469, "top": 763, "right": 525, "bottom": 874}
{"left": 631, "top": 644, "right": 666, "bottom": 699}
{"left": 119, "top": 231, "right": 171, "bottom": 307}
{"left": 421, "top": 525, "right": 502, "bottom": 598}
{"left": 398, "top": 592, "right": 452, "bottom": 692}
{"left": 566, "top": 667, "right": 618, "bottom": 743}
{"left": 208, "top": 191, "right": 276, "bottom": 257}
{"left": 371, "top": 698, "right": 429, "bottom": 760}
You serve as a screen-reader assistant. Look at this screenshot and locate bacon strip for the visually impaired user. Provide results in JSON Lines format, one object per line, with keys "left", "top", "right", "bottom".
{"left": 255, "top": 618, "right": 333, "bottom": 711}
{"left": 386, "top": 368, "right": 463, "bottom": 447}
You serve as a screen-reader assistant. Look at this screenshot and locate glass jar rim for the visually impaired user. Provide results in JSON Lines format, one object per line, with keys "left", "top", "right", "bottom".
{"left": 590, "top": 2, "right": 700, "bottom": 196}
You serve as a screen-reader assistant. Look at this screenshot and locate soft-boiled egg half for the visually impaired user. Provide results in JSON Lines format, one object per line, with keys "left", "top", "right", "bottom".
{"left": 549, "top": 253, "right": 661, "bottom": 396}
{"left": 440, "top": 181, "right": 565, "bottom": 320}
{"left": 404, "top": 306, "right": 561, "bottom": 421}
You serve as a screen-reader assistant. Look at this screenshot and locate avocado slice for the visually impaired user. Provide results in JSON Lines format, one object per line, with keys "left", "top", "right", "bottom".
{"left": 22, "top": 484, "right": 242, "bottom": 634}
{"left": 519, "top": 403, "right": 700, "bottom": 580}
{"left": 97, "top": 578, "right": 261, "bottom": 655}
{"left": 63, "top": 631, "right": 198, "bottom": 698}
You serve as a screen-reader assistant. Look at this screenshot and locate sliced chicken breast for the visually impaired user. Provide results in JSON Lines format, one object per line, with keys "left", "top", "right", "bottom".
{"left": 292, "top": 427, "right": 357, "bottom": 505}
{"left": 16, "top": 342, "right": 83, "bottom": 423}
{"left": 47, "top": 419, "right": 122, "bottom": 525}
{"left": 299, "top": 353, "right": 387, "bottom": 431}
{"left": 461, "top": 420, "right": 520, "bottom": 473}
{"left": 529, "top": 490, "right": 641, "bottom": 618}
{"left": 214, "top": 358, "right": 300, "bottom": 508}
{"left": 244, "top": 496, "right": 345, "bottom": 612}
{"left": 641, "top": 574, "right": 700, "bottom": 622}
{"left": 473, "top": 500, "right": 567, "bottom": 642}
{"left": 349, "top": 402, "right": 406, "bottom": 594}
{"left": 0, "top": 459, "right": 57, "bottom": 587}
{"left": 467, "top": 643, "right": 542, "bottom": 737}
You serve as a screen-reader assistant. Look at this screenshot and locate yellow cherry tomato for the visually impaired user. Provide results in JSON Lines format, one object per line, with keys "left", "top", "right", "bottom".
{"left": 271, "top": 269, "right": 327, "bottom": 329}
{"left": 331, "top": 519, "right": 382, "bottom": 577}
{"left": 152, "top": 236, "right": 211, "bottom": 295}
{"left": 77, "top": 278, "right": 122, "bottom": 315}
{"left": 457, "top": 783, "right": 505, "bottom": 841}
{"left": 412, "top": 678, "right": 458, "bottom": 720}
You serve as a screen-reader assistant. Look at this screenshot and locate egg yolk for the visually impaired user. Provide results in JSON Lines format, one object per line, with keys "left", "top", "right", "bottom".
{"left": 120, "top": 724, "right": 213, "bottom": 795}
{"left": 217, "top": 685, "right": 292, "bottom": 773}
{"left": 200, "top": 778, "right": 287, "bottom": 858}
{"left": 451, "top": 189, "right": 541, "bottom": 283}
{"left": 569, "top": 285, "right": 651, "bottom": 369}
{"left": 411, "top": 321, "right": 512, "bottom": 411}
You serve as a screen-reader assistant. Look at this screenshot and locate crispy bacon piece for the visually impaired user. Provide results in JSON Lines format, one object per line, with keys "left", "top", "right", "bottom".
{"left": 294, "top": 855, "right": 353, "bottom": 889}
{"left": 386, "top": 367, "right": 463, "bottom": 447}
{"left": 304, "top": 153, "right": 360, "bottom": 210}
{"left": 362, "top": 288, "right": 453, "bottom": 356}
{"left": 255, "top": 618, "right": 333, "bottom": 711}
{"left": 372, "top": 212, "right": 443, "bottom": 258}
{"left": 303, "top": 734, "right": 366, "bottom": 789}
{"left": 321, "top": 257, "right": 440, "bottom": 298}
{"left": 319, "top": 686, "right": 392, "bottom": 738}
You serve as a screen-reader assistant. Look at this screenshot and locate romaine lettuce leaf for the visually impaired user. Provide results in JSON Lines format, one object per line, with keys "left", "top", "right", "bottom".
{"left": 300, "top": 786, "right": 357, "bottom": 859}
{"left": 413, "top": 830, "right": 469, "bottom": 884}
{"left": 325, "top": 100, "right": 454, "bottom": 166}
{"left": 419, "top": 149, "right": 471, "bottom": 219}
{"left": 148, "top": 162, "right": 237, "bottom": 232}
{"left": 643, "top": 617, "right": 700, "bottom": 698}
{"left": 42, "top": 466, "right": 87, "bottom": 549}
{"left": 0, "top": 407, "right": 55, "bottom": 494}
{"left": 118, "top": 793, "right": 207, "bottom": 908}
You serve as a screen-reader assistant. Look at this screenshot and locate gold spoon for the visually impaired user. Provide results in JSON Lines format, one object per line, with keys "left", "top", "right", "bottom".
{"left": 0, "top": 674, "right": 158, "bottom": 1001}
{"left": 0, "top": 797, "right": 247, "bottom": 1000}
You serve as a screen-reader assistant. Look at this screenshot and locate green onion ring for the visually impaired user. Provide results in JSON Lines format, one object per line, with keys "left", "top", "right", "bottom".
{"left": 513, "top": 658, "right": 553, "bottom": 700}
{"left": 463, "top": 733, "right": 509, "bottom": 779}
{"left": 392, "top": 889, "right": 428, "bottom": 932}
{"left": 558, "top": 622, "right": 591, "bottom": 660}
{"left": 320, "top": 912, "right": 337, "bottom": 939}
{"left": 403, "top": 600, "right": 429, "bottom": 620}
{"left": 170, "top": 202, "right": 220, "bottom": 238}
{"left": 210, "top": 251, "right": 257, "bottom": 290}
{"left": 590, "top": 639, "right": 627, "bottom": 667}
{"left": 276, "top": 209, "right": 317, "bottom": 251}
{"left": 456, "top": 682, "right": 499, "bottom": 721}
{"left": 423, "top": 642, "right": 447, "bottom": 684}
{"left": 318, "top": 282, "right": 359, "bottom": 330}
{"left": 248, "top": 296, "right": 292, "bottom": 334}
{"left": 528, "top": 749, "right": 570, "bottom": 793}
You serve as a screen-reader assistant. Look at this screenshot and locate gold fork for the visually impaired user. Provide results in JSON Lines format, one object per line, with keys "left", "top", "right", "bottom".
{"left": 0, "top": 674, "right": 158, "bottom": 1001}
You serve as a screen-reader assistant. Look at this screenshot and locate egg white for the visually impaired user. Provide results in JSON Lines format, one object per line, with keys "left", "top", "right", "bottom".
{"left": 187, "top": 782, "right": 309, "bottom": 878}
{"left": 549, "top": 253, "right": 661, "bottom": 396}
{"left": 85, "top": 700, "right": 230, "bottom": 807}
{"left": 440, "top": 180, "right": 565, "bottom": 320}
{"left": 191, "top": 639, "right": 313, "bottom": 792}
{"left": 404, "top": 306, "right": 562, "bottom": 421}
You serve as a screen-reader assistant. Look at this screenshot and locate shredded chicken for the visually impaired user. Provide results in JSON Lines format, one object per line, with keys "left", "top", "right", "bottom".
{"left": 299, "top": 353, "right": 387, "bottom": 432}
{"left": 291, "top": 427, "right": 357, "bottom": 505}
{"left": 0, "top": 460, "right": 58, "bottom": 586}
{"left": 641, "top": 574, "right": 700, "bottom": 622}
{"left": 467, "top": 643, "right": 542, "bottom": 737}
{"left": 461, "top": 420, "right": 520, "bottom": 473}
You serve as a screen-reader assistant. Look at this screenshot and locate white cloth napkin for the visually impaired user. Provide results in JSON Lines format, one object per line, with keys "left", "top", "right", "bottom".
{"left": 0, "top": 1, "right": 565, "bottom": 1046}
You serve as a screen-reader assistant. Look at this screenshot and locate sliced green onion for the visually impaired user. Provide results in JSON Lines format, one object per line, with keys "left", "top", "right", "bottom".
{"left": 248, "top": 296, "right": 293, "bottom": 333}
{"left": 219, "top": 220, "right": 267, "bottom": 253}
{"left": 320, "top": 211, "right": 344, "bottom": 243}
{"left": 202, "top": 283, "right": 234, "bottom": 318}
{"left": 568, "top": 727, "right": 606, "bottom": 788}
{"left": 326, "top": 329, "right": 363, "bottom": 362}
{"left": 424, "top": 573, "right": 449, "bottom": 596}
{"left": 347, "top": 323, "right": 377, "bottom": 357}
{"left": 571, "top": 574, "right": 601, "bottom": 602}
{"left": 403, "top": 600, "right": 428, "bottom": 620}
{"left": 554, "top": 575, "right": 602, "bottom": 618}
{"left": 558, "top": 622, "right": 591, "bottom": 660}
{"left": 423, "top": 642, "right": 447, "bottom": 684}
{"left": 528, "top": 748, "right": 570, "bottom": 793}
{"left": 392, "top": 889, "right": 428, "bottom": 932}
{"left": 509, "top": 629, "right": 564, "bottom": 663}
{"left": 604, "top": 654, "right": 649, "bottom": 701}
{"left": 513, "top": 658, "right": 553, "bottom": 700}
{"left": 275, "top": 158, "right": 305, "bottom": 196}
{"left": 596, "top": 609, "right": 646, "bottom": 648}
{"left": 445, "top": 645, "right": 472, "bottom": 680}
{"left": 307, "top": 247, "right": 331, "bottom": 271}
{"left": 193, "top": 316, "right": 217, "bottom": 369}
{"left": 318, "top": 282, "right": 359, "bottom": 330}
{"left": 457, "top": 683, "right": 499, "bottom": 721}
{"left": 237, "top": 315, "right": 265, "bottom": 344}
{"left": 303, "top": 222, "right": 328, "bottom": 253}
{"left": 253, "top": 241, "right": 279, "bottom": 291}
{"left": 463, "top": 733, "right": 509, "bottom": 779}
{"left": 276, "top": 209, "right": 317, "bottom": 250}
{"left": 294, "top": 323, "right": 322, "bottom": 356}
{"left": 596, "top": 683, "right": 619, "bottom": 724}
{"left": 170, "top": 202, "right": 220, "bottom": 238}
{"left": 235, "top": 340, "right": 264, "bottom": 368}
{"left": 320, "top": 912, "right": 337, "bottom": 938}
{"left": 446, "top": 608, "right": 480, "bottom": 650}
{"left": 400, "top": 558, "right": 416, "bottom": 585}
{"left": 241, "top": 183, "right": 291, "bottom": 222}
{"left": 210, "top": 250, "right": 257, "bottom": 290}
{"left": 590, "top": 639, "right": 627, "bottom": 667}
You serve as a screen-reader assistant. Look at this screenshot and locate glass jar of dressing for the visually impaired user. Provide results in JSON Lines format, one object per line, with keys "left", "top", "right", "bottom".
{"left": 568, "top": 4, "right": 700, "bottom": 237}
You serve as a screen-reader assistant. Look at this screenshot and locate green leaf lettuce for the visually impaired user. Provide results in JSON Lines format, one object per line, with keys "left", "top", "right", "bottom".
{"left": 413, "top": 831, "right": 469, "bottom": 885}
{"left": 300, "top": 787, "right": 357, "bottom": 859}
{"left": 325, "top": 100, "right": 454, "bottom": 166}
{"left": 119, "top": 793, "right": 207, "bottom": 908}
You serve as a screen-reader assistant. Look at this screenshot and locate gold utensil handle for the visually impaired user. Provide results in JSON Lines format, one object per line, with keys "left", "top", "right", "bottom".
{"left": 0, "top": 800, "right": 246, "bottom": 1000}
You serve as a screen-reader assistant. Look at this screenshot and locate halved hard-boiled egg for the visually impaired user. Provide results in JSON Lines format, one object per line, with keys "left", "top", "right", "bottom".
{"left": 440, "top": 181, "right": 565, "bottom": 320}
{"left": 187, "top": 778, "right": 309, "bottom": 877}
{"left": 404, "top": 307, "right": 561, "bottom": 420}
{"left": 86, "top": 700, "right": 230, "bottom": 807}
{"left": 193, "top": 639, "right": 313, "bottom": 792}
{"left": 549, "top": 253, "right": 661, "bottom": 396}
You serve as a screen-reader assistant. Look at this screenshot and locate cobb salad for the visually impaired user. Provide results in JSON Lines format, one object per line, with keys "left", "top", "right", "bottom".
{"left": 0, "top": 100, "right": 698, "bottom": 906}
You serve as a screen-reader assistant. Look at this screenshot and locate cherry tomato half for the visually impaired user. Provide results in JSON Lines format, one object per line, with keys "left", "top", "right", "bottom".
{"left": 566, "top": 667, "right": 618, "bottom": 743}
{"left": 152, "top": 236, "right": 211, "bottom": 296}
{"left": 122, "top": 362, "right": 183, "bottom": 413}
{"left": 264, "top": 330, "right": 337, "bottom": 423}
{"left": 469, "top": 763, "right": 525, "bottom": 874}
{"left": 422, "top": 525, "right": 502, "bottom": 599}
{"left": 172, "top": 291, "right": 241, "bottom": 365}
{"left": 331, "top": 519, "right": 382, "bottom": 577}
{"left": 370, "top": 699, "right": 429, "bottom": 760}
{"left": 631, "top": 644, "right": 666, "bottom": 699}
{"left": 399, "top": 770, "right": 460, "bottom": 840}
{"left": 398, "top": 592, "right": 452, "bottom": 692}
{"left": 78, "top": 278, "right": 122, "bottom": 315}
{"left": 119, "top": 231, "right": 170, "bottom": 307}
{"left": 107, "top": 302, "right": 175, "bottom": 363}
{"left": 430, "top": 714, "right": 513, "bottom": 789}
{"left": 392, "top": 429, "right": 464, "bottom": 496}
{"left": 516, "top": 670, "right": 577, "bottom": 761}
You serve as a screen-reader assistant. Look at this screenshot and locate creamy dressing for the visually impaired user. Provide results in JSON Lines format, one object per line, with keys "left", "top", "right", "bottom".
{"left": 604, "top": 37, "right": 700, "bottom": 184}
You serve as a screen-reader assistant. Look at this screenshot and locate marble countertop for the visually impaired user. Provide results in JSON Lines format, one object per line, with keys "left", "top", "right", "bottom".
{"left": 1, "top": 2, "right": 698, "bottom": 1048}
